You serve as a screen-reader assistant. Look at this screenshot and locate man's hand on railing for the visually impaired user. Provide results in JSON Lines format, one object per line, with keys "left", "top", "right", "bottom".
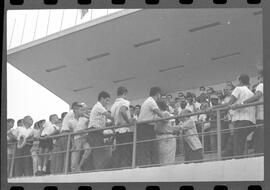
{"left": 229, "top": 103, "right": 241, "bottom": 110}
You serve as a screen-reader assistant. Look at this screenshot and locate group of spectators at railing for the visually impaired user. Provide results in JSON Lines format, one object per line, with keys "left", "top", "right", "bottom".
{"left": 7, "top": 70, "right": 264, "bottom": 178}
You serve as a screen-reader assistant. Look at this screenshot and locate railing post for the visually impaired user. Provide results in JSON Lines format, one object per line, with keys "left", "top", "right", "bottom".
{"left": 131, "top": 123, "right": 137, "bottom": 168}
{"left": 216, "top": 110, "right": 222, "bottom": 160}
{"left": 9, "top": 143, "right": 16, "bottom": 178}
{"left": 64, "top": 134, "right": 71, "bottom": 174}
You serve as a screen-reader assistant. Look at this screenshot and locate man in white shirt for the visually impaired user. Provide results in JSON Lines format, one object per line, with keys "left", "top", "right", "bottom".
{"left": 211, "top": 74, "right": 255, "bottom": 157}
{"left": 61, "top": 102, "right": 90, "bottom": 172}
{"left": 87, "top": 91, "right": 114, "bottom": 170}
{"left": 137, "top": 87, "right": 164, "bottom": 166}
{"left": 13, "top": 116, "right": 34, "bottom": 177}
{"left": 110, "top": 87, "right": 135, "bottom": 168}
{"left": 243, "top": 69, "right": 263, "bottom": 154}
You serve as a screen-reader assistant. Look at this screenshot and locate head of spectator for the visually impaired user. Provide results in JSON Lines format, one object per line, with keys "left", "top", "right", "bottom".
{"left": 117, "top": 86, "right": 128, "bottom": 99}
{"left": 23, "top": 116, "right": 34, "bottom": 128}
{"left": 129, "top": 105, "right": 135, "bottom": 117}
{"left": 178, "top": 92, "right": 185, "bottom": 98}
{"left": 38, "top": 119, "right": 46, "bottom": 128}
{"left": 175, "top": 97, "right": 180, "bottom": 103}
{"left": 185, "top": 92, "right": 193, "bottom": 104}
{"left": 7, "top": 118, "right": 15, "bottom": 131}
{"left": 166, "top": 94, "right": 173, "bottom": 103}
{"left": 226, "top": 81, "right": 235, "bottom": 91}
{"left": 149, "top": 86, "right": 162, "bottom": 102}
{"left": 34, "top": 120, "right": 44, "bottom": 130}
{"left": 216, "top": 90, "right": 224, "bottom": 100}
{"left": 71, "top": 102, "right": 87, "bottom": 118}
{"left": 49, "top": 114, "right": 59, "bottom": 125}
{"left": 157, "top": 100, "right": 168, "bottom": 112}
{"left": 98, "top": 91, "right": 111, "bottom": 108}
{"left": 61, "top": 112, "right": 68, "bottom": 121}
{"left": 237, "top": 73, "right": 250, "bottom": 87}
{"left": 180, "top": 101, "right": 187, "bottom": 110}
{"left": 135, "top": 104, "right": 141, "bottom": 116}
{"left": 17, "top": 119, "right": 24, "bottom": 127}
{"left": 210, "top": 94, "right": 219, "bottom": 106}
{"left": 199, "top": 86, "right": 206, "bottom": 92}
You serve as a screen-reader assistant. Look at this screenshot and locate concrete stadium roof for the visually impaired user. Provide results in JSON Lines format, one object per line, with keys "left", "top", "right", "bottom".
{"left": 7, "top": 9, "right": 262, "bottom": 106}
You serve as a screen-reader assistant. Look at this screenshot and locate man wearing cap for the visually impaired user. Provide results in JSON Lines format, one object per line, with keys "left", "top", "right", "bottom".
{"left": 88, "top": 91, "right": 114, "bottom": 170}
{"left": 137, "top": 87, "right": 164, "bottom": 166}
{"left": 61, "top": 102, "right": 90, "bottom": 172}
{"left": 110, "top": 87, "right": 135, "bottom": 168}
{"left": 210, "top": 74, "right": 255, "bottom": 157}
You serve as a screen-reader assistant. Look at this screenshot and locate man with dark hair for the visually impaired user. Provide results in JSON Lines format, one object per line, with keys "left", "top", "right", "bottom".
{"left": 210, "top": 74, "right": 255, "bottom": 157}
{"left": 88, "top": 91, "right": 114, "bottom": 170}
{"left": 136, "top": 87, "right": 164, "bottom": 166}
{"left": 111, "top": 86, "right": 135, "bottom": 168}
{"left": 135, "top": 104, "right": 141, "bottom": 118}
{"left": 129, "top": 105, "right": 136, "bottom": 119}
{"left": 17, "top": 119, "right": 24, "bottom": 127}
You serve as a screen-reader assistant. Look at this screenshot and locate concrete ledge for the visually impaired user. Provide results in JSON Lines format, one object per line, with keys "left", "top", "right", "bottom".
{"left": 8, "top": 156, "right": 264, "bottom": 183}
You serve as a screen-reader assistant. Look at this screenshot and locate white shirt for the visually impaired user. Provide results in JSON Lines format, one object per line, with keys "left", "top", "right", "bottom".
{"left": 231, "top": 86, "right": 256, "bottom": 123}
{"left": 255, "top": 83, "right": 263, "bottom": 120}
{"left": 89, "top": 101, "right": 107, "bottom": 129}
{"left": 11, "top": 126, "right": 34, "bottom": 141}
{"left": 138, "top": 97, "right": 159, "bottom": 122}
{"left": 111, "top": 98, "right": 132, "bottom": 133}
{"left": 41, "top": 121, "right": 59, "bottom": 136}
{"left": 61, "top": 110, "right": 88, "bottom": 139}
{"left": 186, "top": 102, "right": 200, "bottom": 122}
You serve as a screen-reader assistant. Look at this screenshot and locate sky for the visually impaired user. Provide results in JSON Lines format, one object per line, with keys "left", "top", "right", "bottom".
{"left": 7, "top": 9, "right": 122, "bottom": 122}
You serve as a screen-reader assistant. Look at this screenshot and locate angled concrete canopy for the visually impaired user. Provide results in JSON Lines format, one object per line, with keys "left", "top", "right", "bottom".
{"left": 7, "top": 9, "right": 262, "bottom": 106}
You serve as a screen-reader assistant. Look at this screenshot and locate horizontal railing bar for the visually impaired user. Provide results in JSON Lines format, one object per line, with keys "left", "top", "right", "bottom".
{"left": 8, "top": 102, "right": 263, "bottom": 143}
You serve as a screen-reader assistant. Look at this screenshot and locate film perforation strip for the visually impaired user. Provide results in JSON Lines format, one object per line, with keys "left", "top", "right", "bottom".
{"left": 8, "top": 185, "right": 264, "bottom": 190}
{"left": 9, "top": 0, "right": 262, "bottom": 5}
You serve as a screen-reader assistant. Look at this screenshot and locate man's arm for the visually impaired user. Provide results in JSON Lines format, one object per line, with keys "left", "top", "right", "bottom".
{"left": 243, "top": 91, "right": 263, "bottom": 104}
{"left": 119, "top": 106, "right": 131, "bottom": 124}
{"left": 211, "top": 95, "right": 237, "bottom": 110}
{"left": 153, "top": 108, "right": 164, "bottom": 119}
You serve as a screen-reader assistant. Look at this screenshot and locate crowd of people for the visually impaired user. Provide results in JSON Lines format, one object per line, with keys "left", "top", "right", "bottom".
{"left": 7, "top": 70, "right": 264, "bottom": 177}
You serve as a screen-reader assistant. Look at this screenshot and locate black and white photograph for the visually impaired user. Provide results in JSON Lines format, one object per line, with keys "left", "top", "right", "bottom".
{"left": 6, "top": 8, "right": 263, "bottom": 182}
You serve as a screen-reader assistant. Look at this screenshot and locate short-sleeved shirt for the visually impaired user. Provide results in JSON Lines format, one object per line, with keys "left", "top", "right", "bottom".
{"left": 110, "top": 98, "right": 132, "bottom": 133}
{"left": 138, "top": 97, "right": 159, "bottom": 122}
{"left": 41, "top": 121, "right": 60, "bottom": 136}
{"left": 88, "top": 101, "right": 107, "bottom": 129}
{"left": 11, "top": 126, "right": 34, "bottom": 140}
{"left": 231, "top": 86, "right": 256, "bottom": 123}
{"left": 255, "top": 83, "right": 263, "bottom": 120}
{"left": 61, "top": 110, "right": 88, "bottom": 138}
{"left": 186, "top": 102, "right": 200, "bottom": 122}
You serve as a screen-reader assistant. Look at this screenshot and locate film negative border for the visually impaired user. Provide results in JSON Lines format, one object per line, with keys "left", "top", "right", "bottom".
{"left": 6, "top": 0, "right": 265, "bottom": 9}
{"left": 2, "top": 0, "right": 269, "bottom": 190}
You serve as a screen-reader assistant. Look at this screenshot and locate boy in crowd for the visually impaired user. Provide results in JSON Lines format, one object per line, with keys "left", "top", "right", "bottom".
{"left": 37, "top": 114, "right": 60, "bottom": 175}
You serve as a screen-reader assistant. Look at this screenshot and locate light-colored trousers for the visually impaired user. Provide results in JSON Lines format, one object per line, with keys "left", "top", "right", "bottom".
{"left": 31, "top": 150, "right": 39, "bottom": 175}
{"left": 156, "top": 134, "right": 176, "bottom": 164}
